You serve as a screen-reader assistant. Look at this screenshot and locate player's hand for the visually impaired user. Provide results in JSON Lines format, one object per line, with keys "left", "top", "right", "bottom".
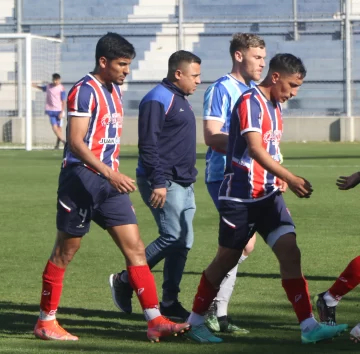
{"left": 278, "top": 179, "right": 288, "bottom": 193}
{"left": 58, "top": 111, "right": 64, "bottom": 119}
{"left": 336, "top": 172, "right": 360, "bottom": 190}
{"left": 287, "top": 175, "right": 313, "bottom": 198}
{"left": 149, "top": 187, "right": 167, "bottom": 208}
{"left": 108, "top": 171, "right": 137, "bottom": 193}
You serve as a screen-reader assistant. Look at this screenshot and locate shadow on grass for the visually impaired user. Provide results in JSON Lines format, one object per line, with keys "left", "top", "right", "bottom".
{"left": 0, "top": 301, "right": 150, "bottom": 342}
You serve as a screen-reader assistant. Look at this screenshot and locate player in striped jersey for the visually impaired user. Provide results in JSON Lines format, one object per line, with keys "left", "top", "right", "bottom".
{"left": 34, "top": 32, "right": 190, "bottom": 343}
{"left": 203, "top": 33, "right": 265, "bottom": 334}
{"left": 187, "top": 53, "right": 348, "bottom": 344}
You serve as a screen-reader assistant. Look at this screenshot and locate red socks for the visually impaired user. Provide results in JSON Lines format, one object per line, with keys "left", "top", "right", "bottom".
{"left": 192, "top": 272, "right": 218, "bottom": 315}
{"left": 40, "top": 260, "right": 65, "bottom": 315}
{"left": 127, "top": 265, "right": 159, "bottom": 309}
{"left": 329, "top": 256, "right": 360, "bottom": 299}
{"left": 282, "top": 276, "right": 312, "bottom": 323}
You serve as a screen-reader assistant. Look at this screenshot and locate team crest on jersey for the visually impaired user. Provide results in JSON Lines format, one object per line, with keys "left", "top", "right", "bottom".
{"left": 263, "top": 130, "right": 282, "bottom": 144}
{"left": 101, "top": 112, "right": 123, "bottom": 128}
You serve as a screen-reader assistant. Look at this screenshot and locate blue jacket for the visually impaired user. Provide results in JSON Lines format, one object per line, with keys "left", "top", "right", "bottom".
{"left": 136, "top": 78, "right": 197, "bottom": 188}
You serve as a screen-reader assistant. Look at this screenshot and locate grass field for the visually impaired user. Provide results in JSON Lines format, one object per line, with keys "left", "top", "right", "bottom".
{"left": 1, "top": 143, "right": 360, "bottom": 354}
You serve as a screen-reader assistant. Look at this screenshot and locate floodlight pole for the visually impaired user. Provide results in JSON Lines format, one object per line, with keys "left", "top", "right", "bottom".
{"left": 293, "top": 0, "right": 299, "bottom": 41}
{"left": 16, "top": 0, "right": 23, "bottom": 123}
{"left": 178, "top": 0, "right": 184, "bottom": 50}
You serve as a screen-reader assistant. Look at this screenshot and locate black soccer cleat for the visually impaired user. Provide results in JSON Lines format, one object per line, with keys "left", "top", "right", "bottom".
{"left": 315, "top": 292, "right": 337, "bottom": 325}
{"left": 160, "top": 300, "right": 190, "bottom": 321}
{"left": 109, "top": 271, "right": 133, "bottom": 314}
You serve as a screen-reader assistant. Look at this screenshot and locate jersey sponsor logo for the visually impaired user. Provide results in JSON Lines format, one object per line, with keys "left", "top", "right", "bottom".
{"left": 263, "top": 129, "right": 282, "bottom": 144}
{"left": 101, "top": 112, "right": 123, "bottom": 128}
{"left": 99, "top": 137, "right": 121, "bottom": 145}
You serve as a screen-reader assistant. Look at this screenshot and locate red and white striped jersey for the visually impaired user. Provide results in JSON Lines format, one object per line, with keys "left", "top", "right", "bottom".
{"left": 64, "top": 74, "right": 124, "bottom": 172}
{"left": 219, "top": 86, "right": 283, "bottom": 202}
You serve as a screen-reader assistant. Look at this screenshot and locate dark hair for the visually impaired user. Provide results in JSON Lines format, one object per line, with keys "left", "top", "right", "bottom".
{"left": 229, "top": 33, "right": 265, "bottom": 59}
{"left": 269, "top": 53, "right": 307, "bottom": 78}
{"left": 95, "top": 32, "right": 136, "bottom": 66}
{"left": 168, "top": 50, "right": 201, "bottom": 75}
{"left": 52, "top": 73, "right": 61, "bottom": 80}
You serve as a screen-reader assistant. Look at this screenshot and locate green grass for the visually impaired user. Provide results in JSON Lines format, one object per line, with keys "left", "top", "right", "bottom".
{"left": 1, "top": 143, "right": 360, "bottom": 353}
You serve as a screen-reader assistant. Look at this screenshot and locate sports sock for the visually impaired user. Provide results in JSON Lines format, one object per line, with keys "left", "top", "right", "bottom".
{"left": 300, "top": 316, "right": 319, "bottom": 333}
{"left": 238, "top": 254, "right": 248, "bottom": 264}
{"left": 161, "top": 300, "right": 174, "bottom": 307}
{"left": 215, "top": 265, "right": 237, "bottom": 317}
{"left": 144, "top": 308, "right": 162, "bottom": 321}
{"left": 192, "top": 271, "right": 219, "bottom": 315}
{"left": 323, "top": 291, "right": 339, "bottom": 307}
{"left": 282, "top": 276, "right": 313, "bottom": 323}
{"left": 39, "top": 260, "right": 65, "bottom": 320}
{"left": 127, "top": 265, "right": 159, "bottom": 311}
{"left": 187, "top": 312, "right": 204, "bottom": 326}
{"left": 328, "top": 256, "right": 360, "bottom": 300}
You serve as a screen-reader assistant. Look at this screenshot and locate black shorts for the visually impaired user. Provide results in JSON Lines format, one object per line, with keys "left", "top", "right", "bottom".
{"left": 56, "top": 165, "right": 137, "bottom": 236}
{"left": 218, "top": 192, "right": 295, "bottom": 250}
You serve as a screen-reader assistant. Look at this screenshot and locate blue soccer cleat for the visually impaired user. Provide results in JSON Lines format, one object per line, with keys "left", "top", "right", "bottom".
{"left": 301, "top": 323, "right": 348, "bottom": 344}
{"left": 186, "top": 323, "right": 223, "bottom": 343}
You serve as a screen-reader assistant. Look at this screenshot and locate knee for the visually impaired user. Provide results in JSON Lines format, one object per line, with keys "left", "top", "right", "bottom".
{"left": 278, "top": 243, "right": 301, "bottom": 266}
{"left": 51, "top": 245, "right": 80, "bottom": 268}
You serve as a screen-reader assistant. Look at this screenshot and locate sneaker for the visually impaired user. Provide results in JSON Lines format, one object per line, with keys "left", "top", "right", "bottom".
{"left": 34, "top": 319, "right": 78, "bottom": 341}
{"left": 147, "top": 315, "right": 190, "bottom": 342}
{"left": 301, "top": 323, "right": 348, "bottom": 344}
{"left": 109, "top": 272, "right": 133, "bottom": 314}
{"left": 350, "top": 323, "right": 360, "bottom": 343}
{"left": 160, "top": 301, "right": 190, "bottom": 321}
{"left": 315, "top": 292, "right": 337, "bottom": 324}
{"left": 186, "top": 323, "right": 223, "bottom": 343}
{"left": 218, "top": 318, "right": 250, "bottom": 334}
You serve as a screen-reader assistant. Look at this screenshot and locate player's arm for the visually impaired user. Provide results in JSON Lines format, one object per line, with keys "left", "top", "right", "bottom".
{"left": 60, "top": 89, "right": 66, "bottom": 118}
{"left": 138, "top": 99, "right": 167, "bottom": 208}
{"left": 32, "top": 83, "right": 46, "bottom": 91}
{"left": 336, "top": 172, "right": 360, "bottom": 190}
{"left": 203, "top": 84, "right": 228, "bottom": 151}
{"left": 203, "top": 120, "right": 228, "bottom": 152}
{"left": 244, "top": 132, "right": 312, "bottom": 198}
{"left": 67, "top": 116, "right": 136, "bottom": 193}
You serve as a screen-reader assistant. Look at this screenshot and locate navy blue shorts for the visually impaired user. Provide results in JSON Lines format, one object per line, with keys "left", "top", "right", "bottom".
{"left": 56, "top": 165, "right": 137, "bottom": 236}
{"left": 218, "top": 192, "right": 295, "bottom": 250}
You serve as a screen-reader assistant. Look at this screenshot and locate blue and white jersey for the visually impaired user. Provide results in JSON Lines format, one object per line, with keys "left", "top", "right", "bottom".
{"left": 203, "top": 74, "right": 256, "bottom": 183}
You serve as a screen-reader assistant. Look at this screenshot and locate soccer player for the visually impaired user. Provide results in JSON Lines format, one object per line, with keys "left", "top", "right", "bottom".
{"left": 316, "top": 171, "right": 360, "bottom": 342}
{"left": 33, "top": 32, "right": 190, "bottom": 342}
{"left": 109, "top": 50, "right": 201, "bottom": 321}
{"left": 203, "top": 33, "right": 265, "bottom": 333}
{"left": 33, "top": 73, "right": 66, "bottom": 149}
{"left": 185, "top": 53, "right": 348, "bottom": 344}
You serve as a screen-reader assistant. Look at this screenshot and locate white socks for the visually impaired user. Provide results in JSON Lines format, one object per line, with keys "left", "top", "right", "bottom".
{"left": 238, "top": 254, "right": 248, "bottom": 264}
{"left": 144, "top": 308, "right": 162, "bottom": 321}
{"left": 39, "top": 310, "right": 56, "bottom": 321}
{"left": 300, "top": 316, "right": 318, "bottom": 333}
{"left": 187, "top": 312, "right": 204, "bottom": 326}
{"left": 323, "top": 291, "right": 340, "bottom": 307}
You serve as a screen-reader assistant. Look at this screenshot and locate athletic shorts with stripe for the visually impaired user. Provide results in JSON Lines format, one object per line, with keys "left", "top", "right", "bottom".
{"left": 56, "top": 164, "right": 137, "bottom": 236}
{"left": 218, "top": 192, "right": 295, "bottom": 250}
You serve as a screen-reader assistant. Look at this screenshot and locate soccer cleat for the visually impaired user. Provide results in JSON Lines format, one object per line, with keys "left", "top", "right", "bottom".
{"left": 147, "top": 316, "right": 191, "bottom": 343}
{"left": 205, "top": 313, "right": 220, "bottom": 332}
{"left": 301, "top": 323, "right": 348, "bottom": 344}
{"left": 350, "top": 323, "right": 360, "bottom": 343}
{"left": 315, "top": 292, "right": 337, "bottom": 324}
{"left": 218, "top": 318, "right": 250, "bottom": 334}
{"left": 109, "top": 272, "right": 133, "bottom": 314}
{"left": 186, "top": 323, "right": 223, "bottom": 343}
{"left": 34, "top": 319, "right": 78, "bottom": 341}
{"left": 160, "top": 301, "right": 190, "bottom": 321}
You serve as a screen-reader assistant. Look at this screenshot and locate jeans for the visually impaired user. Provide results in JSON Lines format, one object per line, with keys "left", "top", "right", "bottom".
{"left": 137, "top": 176, "right": 196, "bottom": 302}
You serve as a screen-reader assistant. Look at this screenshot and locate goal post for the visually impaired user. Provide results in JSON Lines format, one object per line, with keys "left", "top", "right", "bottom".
{"left": 0, "top": 33, "right": 62, "bottom": 150}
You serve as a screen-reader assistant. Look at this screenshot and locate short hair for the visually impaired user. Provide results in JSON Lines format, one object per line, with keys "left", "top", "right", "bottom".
{"left": 168, "top": 50, "right": 201, "bottom": 75}
{"left": 229, "top": 33, "right": 265, "bottom": 59}
{"left": 52, "top": 73, "right": 61, "bottom": 80}
{"left": 269, "top": 53, "right": 307, "bottom": 78}
{"left": 95, "top": 32, "right": 136, "bottom": 66}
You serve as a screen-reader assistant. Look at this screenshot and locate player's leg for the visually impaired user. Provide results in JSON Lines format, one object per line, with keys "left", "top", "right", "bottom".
{"left": 261, "top": 194, "right": 347, "bottom": 343}
{"left": 315, "top": 255, "right": 360, "bottom": 325}
{"left": 187, "top": 200, "right": 251, "bottom": 343}
{"left": 108, "top": 224, "right": 190, "bottom": 342}
{"left": 205, "top": 182, "right": 250, "bottom": 333}
{"left": 48, "top": 111, "right": 65, "bottom": 148}
{"left": 110, "top": 177, "right": 193, "bottom": 320}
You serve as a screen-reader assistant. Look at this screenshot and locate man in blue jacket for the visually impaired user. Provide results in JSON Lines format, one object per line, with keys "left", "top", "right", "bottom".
{"left": 109, "top": 50, "right": 201, "bottom": 320}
